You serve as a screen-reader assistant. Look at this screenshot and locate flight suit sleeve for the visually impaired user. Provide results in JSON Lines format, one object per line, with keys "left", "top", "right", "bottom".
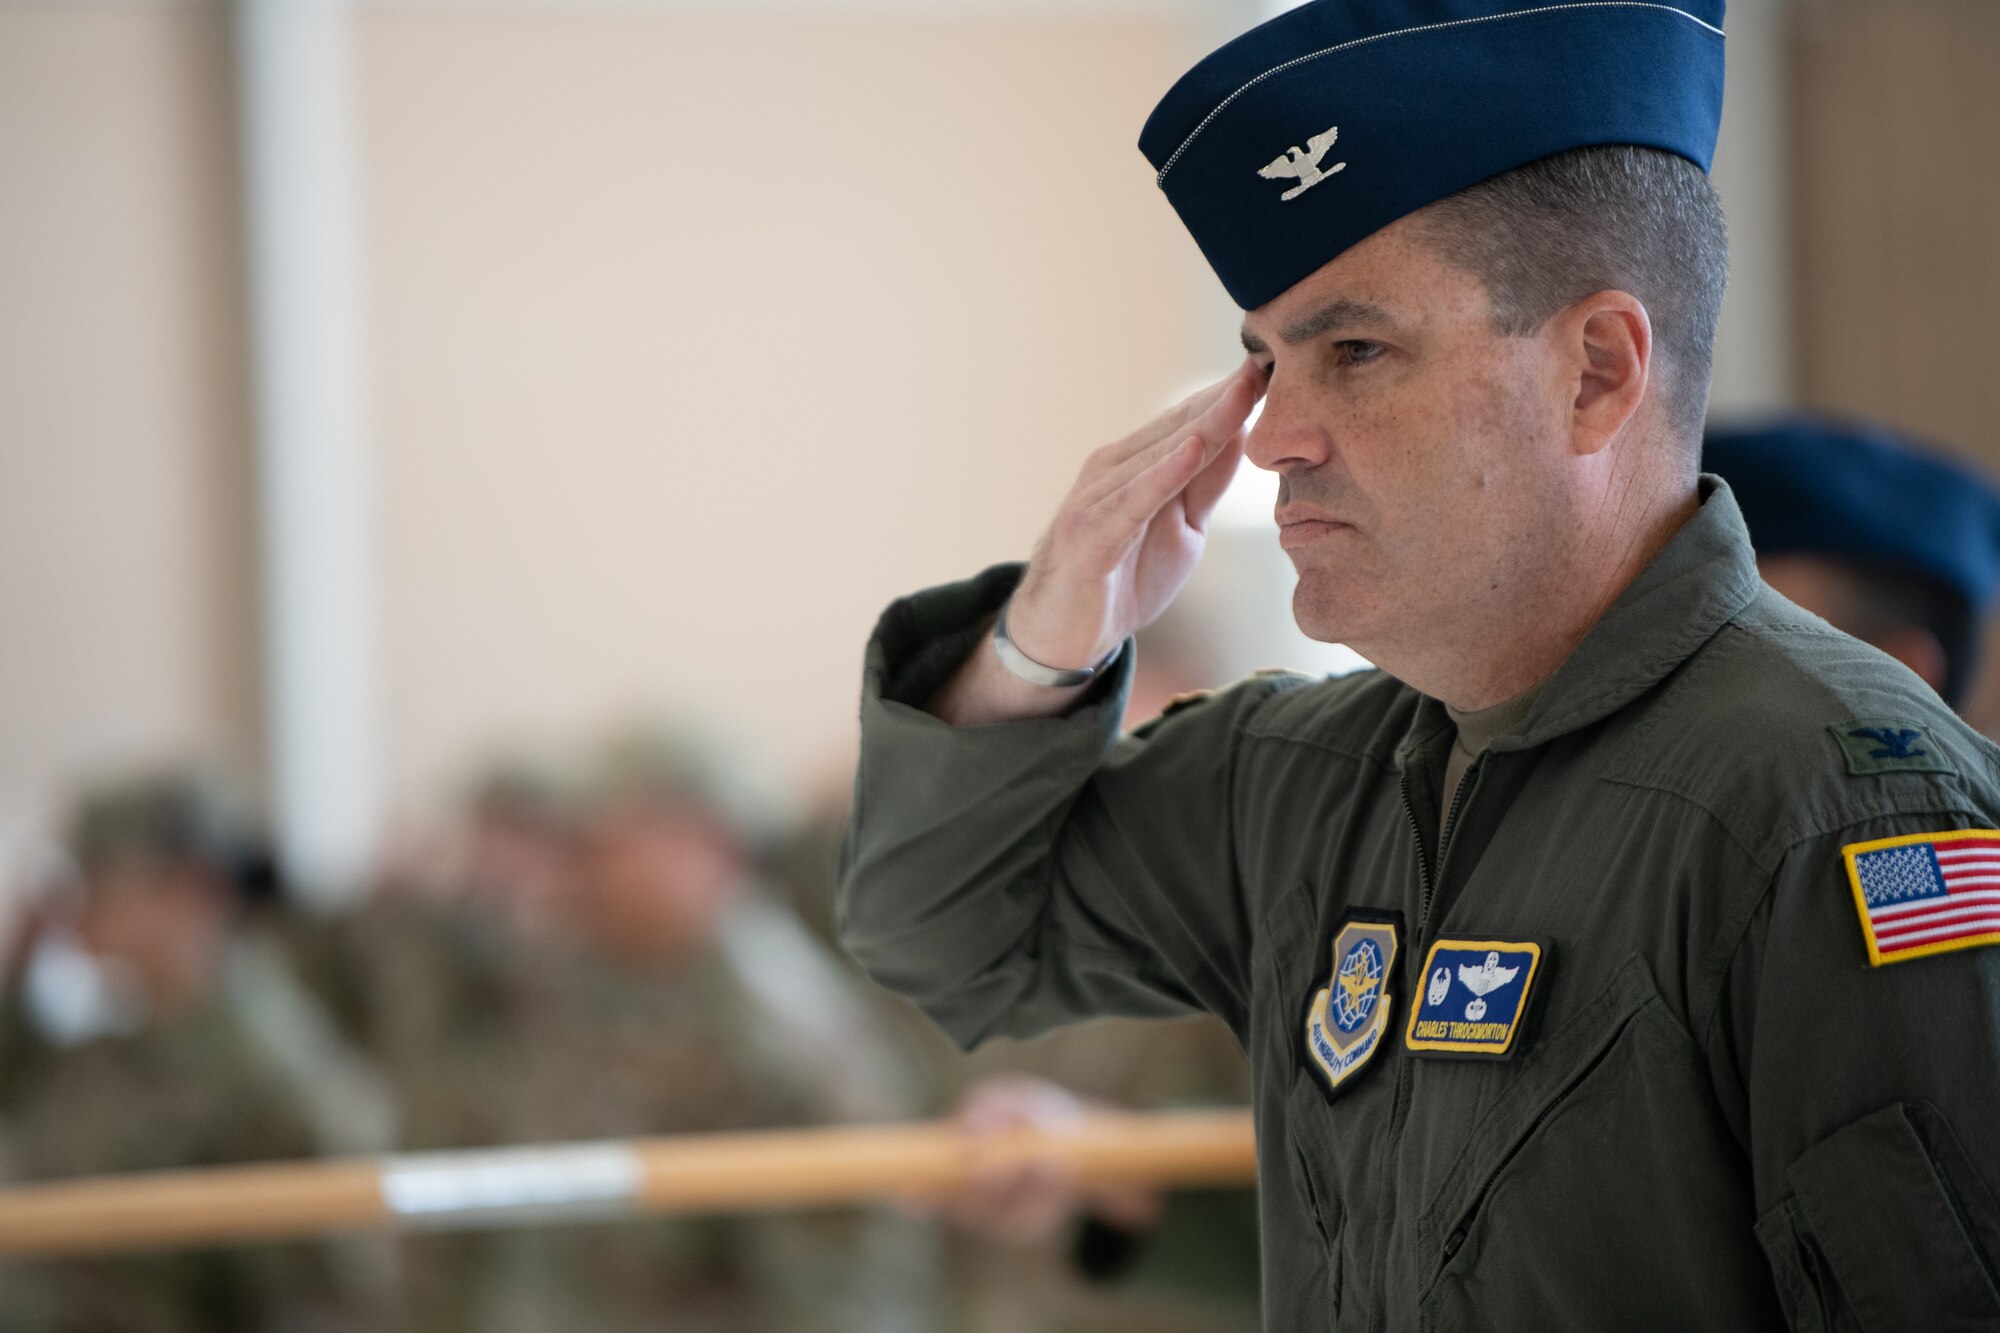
{"left": 1711, "top": 812, "right": 2000, "bottom": 1331}
{"left": 836, "top": 565, "right": 1280, "bottom": 1049}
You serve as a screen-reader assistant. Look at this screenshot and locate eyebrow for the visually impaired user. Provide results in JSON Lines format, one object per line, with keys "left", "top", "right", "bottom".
{"left": 1240, "top": 297, "right": 1399, "bottom": 356}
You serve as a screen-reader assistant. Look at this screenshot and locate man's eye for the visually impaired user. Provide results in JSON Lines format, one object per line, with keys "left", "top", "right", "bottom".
{"left": 1336, "top": 340, "right": 1385, "bottom": 366}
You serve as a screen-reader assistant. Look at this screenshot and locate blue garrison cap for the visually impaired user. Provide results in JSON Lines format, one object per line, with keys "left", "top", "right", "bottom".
{"left": 1704, "top": 416, "right": 2000, "bottom": 616}
{"left": 1139, "top": 0, "right": 1728, "bottom": 310}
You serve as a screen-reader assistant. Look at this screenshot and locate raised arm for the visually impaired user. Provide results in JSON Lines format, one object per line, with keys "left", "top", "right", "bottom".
{"left": 838, "top": 364, "right": 1274, "bottom": 1048}
{"left": 929, "top": 363, "right": 1263, "bottom": 725}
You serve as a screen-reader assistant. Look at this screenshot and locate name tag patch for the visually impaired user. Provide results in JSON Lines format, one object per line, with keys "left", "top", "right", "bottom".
{"left": 1302, "top": 913, "right": 1400, "bottom": 1100}
{"left": 1404, "top": 937, "right": 1547, "bottom": 1059}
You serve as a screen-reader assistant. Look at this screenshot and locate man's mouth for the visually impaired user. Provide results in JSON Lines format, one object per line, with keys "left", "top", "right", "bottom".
{"left": 1275, "top": 507, "right": 1349, "bottom": 548}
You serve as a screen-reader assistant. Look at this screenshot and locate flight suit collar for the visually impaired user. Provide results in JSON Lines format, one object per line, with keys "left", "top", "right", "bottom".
{"left": 1395, "top": 476, "right": 1761, "bottom": 773}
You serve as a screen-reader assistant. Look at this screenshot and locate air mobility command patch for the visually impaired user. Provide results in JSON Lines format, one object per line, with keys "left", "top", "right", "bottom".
{"left": 1405, "top": 938, "right": 1547, "bottom": 1059}
{"left": 1302, "top": 913, "right": 1400, "bottom": 1099}
{"left": 1843, "top": 829, "right": 2000, "bottom": 966}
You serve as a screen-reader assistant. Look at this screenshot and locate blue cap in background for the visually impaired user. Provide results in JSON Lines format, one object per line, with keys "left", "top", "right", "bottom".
{"left": 1704, "top": 415, "right": 2000, "bottom": 617}
{"left": 1139, "top": 0, "right": 1728, "bottom": 311}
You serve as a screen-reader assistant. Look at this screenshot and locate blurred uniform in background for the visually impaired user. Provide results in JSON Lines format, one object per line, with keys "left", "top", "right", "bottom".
{"left": 284, "top": 763, "right": 586, "bottom": 1329}
{"left": 0, "top": 771, "right": 388, "bottom": 1332}
{"left": 291, "top": 762, "right": 584, "bottom": 1160}
{"left": 320, "top": 729, "right": 941, "bottom": 1333}
{"left": 0, "top": 718, "right": 1254, "bottom": 1332}
{"left": 1706, "top": 416, "right": 2000, "bottom": 715}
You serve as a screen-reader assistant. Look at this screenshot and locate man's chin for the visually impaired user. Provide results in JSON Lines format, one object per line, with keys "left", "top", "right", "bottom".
{"left": 1290, "top": 578, "right": 1373, "bottom": 647}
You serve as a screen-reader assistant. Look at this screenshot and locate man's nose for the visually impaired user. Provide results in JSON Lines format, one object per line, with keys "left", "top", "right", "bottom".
{"left": 1244, "top": 375, "right": 1331, "bottom": 473}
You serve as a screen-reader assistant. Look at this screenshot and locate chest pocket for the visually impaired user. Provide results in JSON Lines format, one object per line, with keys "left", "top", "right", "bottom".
{"left": 1416, "top": 954, "right": 1781, "bottom": 1332}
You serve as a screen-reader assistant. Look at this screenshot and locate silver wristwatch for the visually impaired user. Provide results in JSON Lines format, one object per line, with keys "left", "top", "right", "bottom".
{"left": 991, "top": 599, "right": 1122, "bottom": 688}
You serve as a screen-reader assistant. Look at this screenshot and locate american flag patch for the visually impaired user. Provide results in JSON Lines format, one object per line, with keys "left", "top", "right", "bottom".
{"left": 1843, "top": 830, "right": 2000, "bottom": 966}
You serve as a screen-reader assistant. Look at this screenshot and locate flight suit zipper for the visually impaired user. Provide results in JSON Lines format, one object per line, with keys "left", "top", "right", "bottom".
{"left": 1399, "top": 774, "right": 1435, "bottom": 916}
{"left": 1406, "top": 755, "right": 1483, "bottom": 936}
{"left": 1388, "top": 755, "right": 1485, "bottom": 1303}
{"left": 1439, "top": 1080, "right": 1578, "bottom": 1265}
{"left": 1431, "top": 1011, "right": 1628, "bottom": 1275}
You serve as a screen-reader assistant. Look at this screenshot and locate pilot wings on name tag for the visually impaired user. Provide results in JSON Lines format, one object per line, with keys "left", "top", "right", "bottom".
{"left": 1404, "top": 937, "right": 1548, "bottom": 1060}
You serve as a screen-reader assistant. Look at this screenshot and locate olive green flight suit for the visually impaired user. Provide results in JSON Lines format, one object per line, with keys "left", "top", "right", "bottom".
{"left": 838, "top": 480, "right": 2000, "bottom": 1331}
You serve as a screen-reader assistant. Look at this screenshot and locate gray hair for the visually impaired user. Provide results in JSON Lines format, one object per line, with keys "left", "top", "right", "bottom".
{"left": 1417, "top": 145, "right": 1730, "bottom": 447}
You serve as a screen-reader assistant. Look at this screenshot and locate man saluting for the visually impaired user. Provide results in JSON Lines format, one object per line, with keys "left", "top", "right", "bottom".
{"left": 839, "top": 1, "right": 2000, "bottom": 1327}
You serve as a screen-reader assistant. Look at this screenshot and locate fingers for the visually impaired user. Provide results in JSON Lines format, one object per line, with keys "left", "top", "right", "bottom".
{"left": 1065, "top": 421, "right": 1245, "bottom": 573}
{"left": 1180, "top": 428, "right": 1247, "bottom": 535}
{"left": 1079, "top": 363, "right": 1262, "bottom": 510}
{"left": 949, "top": 1156, "right": 1084, "bottom": 1244}
{"left": 1097, "top": 369, "right": 1241, "bottom": 470}
{"left": 931, "top": 1077, "right": 1092, "bottom": 1243}
{"left": 998, "top": 360, "right": 1262, "bottom": 675}
{"left": 954, "top": 1075, "right": 1087, "bottom": 1134}
{"left": 1090, "top": 434, "right": 1208, "bottom": 550}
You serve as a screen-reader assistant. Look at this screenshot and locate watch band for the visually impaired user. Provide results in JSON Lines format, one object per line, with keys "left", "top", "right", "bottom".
{"left": 992, "top": 600, "right": 1122, "bottom": 688}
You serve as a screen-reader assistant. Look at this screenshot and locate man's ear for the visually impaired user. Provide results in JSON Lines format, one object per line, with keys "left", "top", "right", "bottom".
{"left": 1559, "top": 291, "right": 1651, "bottom": 458}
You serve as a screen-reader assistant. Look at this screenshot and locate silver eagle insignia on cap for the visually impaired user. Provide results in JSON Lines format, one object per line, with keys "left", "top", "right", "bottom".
{"left": 1258, "top": 125, "right": 1344, "bottom": 201}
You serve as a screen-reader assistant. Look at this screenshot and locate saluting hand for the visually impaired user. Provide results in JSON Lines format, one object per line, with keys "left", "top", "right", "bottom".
{"left": 931, "top": 361, "right": 1265, "bottom": 725}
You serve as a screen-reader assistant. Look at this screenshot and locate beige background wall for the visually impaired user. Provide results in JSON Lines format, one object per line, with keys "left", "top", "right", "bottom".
{"left": 0, "top": 3, "right": 262, "bottom": 836}
{"left": 0, "top": 0, "right": 1209, "bottom": 842}
{"left": 1792, "top": 0, "right": 2000, "bottom": 731}
{"left": 1793, "top": 0, "right": 2000, "bottom": 460}
{"left": 357, "top": 10, "right": 1206, "bottom": 810}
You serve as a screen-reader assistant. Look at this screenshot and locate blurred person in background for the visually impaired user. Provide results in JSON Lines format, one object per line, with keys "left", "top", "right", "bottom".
{"left": 1706, "top": 416, "right": 2000, "bottom": 715}
{"left": 286, "top": 760, "right": 582, "bottom": 1161}
{"left": 284, "top": 757, "right": 592, "bottom": 1330}
{"left": 0, "top": 770, "right": 387, "bottom": 1332}
{"left": 325, "top": 726, "right": 939, "bottom": 1333}
{"left": 436, "top": 760, "right": 584, "bottom": 937}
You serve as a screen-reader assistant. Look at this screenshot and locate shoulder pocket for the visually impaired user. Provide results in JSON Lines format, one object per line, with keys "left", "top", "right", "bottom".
{"left": 1757, "top": 1101, "right": 2000, "bottom": 1332}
